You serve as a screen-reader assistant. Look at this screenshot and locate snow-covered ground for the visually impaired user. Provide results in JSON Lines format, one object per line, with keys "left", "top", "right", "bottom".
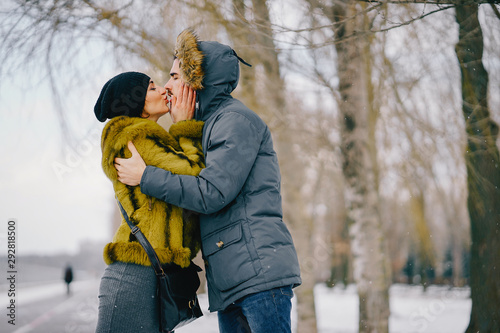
{"left": 168, "top": 283, "right": 472, "bottom": 333}
{"left": 313, "top": 284, "right": 471, "bottom": 333}
{"left": 1, "top": 280, "right": 471, "bottom": 332}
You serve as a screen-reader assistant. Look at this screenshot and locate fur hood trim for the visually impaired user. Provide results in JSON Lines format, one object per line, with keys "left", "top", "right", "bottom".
{"left": 174, "top": 29, "right": 205, "bottom": 90}
{"left": 174, "top": 29, "right": 245, "bottom": 121}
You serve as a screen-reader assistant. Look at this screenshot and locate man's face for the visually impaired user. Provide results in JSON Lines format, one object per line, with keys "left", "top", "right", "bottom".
{"left": 164, "top": 59, "right": 184, "bottom": 99}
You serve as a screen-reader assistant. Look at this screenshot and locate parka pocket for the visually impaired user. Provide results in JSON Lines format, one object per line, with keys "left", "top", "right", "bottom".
{"left": 203, "top": 222, "right": 257, "bottom": 292}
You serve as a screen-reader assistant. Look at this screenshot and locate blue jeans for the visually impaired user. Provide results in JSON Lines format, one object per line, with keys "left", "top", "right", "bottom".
{"left": 217, "top": 286, "right": 294, "bottom": 333}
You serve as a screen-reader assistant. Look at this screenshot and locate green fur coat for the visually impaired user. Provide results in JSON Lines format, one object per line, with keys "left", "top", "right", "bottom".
{"left": 100, "top": 116, "right": 204, "bottom": 268}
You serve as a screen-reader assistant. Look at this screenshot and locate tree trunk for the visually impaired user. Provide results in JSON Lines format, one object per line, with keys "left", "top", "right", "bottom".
{"left": 409, "top": 190, "right": 435, "bottom": 291}
{"left": 454, "top": 5, "right": 500, "bottom": 332}
{"left": 250, "top": 1, "right": 318, "bottom": 330}
{"left": 333, "top": 1, "right": 391, "bottom": 332}
{"left": 276, "top": 132, "right": 318, "bottom": 333}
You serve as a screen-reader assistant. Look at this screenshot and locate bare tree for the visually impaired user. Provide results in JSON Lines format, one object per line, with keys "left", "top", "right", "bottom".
{"left": 226, "top": 2, "right": 321, "bottom": 330}
{"left": 331, "top": 2, "right": 391, "bottom": 331}
{"left": 3, "top": 1, "right": 499, "bottom": 332}
{"left": 0, "top": 0, "right": 178, "bottom": 140}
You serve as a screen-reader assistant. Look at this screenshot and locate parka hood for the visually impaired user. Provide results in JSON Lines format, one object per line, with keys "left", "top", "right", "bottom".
{"left": 174, "top": 29, "right": 244, "bottom": 121}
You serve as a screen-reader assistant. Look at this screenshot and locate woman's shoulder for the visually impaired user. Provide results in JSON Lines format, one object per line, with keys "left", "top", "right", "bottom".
{"left": 102, "top": 116, "right": 163, "bottom": 136}
{"left": 101, "top": 116, "right": 177, "bottom": 148}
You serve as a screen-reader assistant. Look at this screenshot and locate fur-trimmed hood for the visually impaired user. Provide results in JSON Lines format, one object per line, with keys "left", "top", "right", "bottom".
{"left": 174, "top": 29, "right": 242, "bottom": 122}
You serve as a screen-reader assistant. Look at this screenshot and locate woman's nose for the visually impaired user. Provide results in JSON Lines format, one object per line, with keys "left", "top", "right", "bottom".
{"left": 159, "top": 86, "right": 167, "bottom": 95}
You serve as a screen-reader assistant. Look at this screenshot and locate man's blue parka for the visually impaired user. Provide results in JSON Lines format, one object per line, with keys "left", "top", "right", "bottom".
{"left": 140, "top": 29, "right": 301, "bottom": 312}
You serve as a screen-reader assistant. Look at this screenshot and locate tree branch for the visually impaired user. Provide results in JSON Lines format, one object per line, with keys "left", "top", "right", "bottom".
{"left": 371, "top": 5, "right": 455, "bottom": 33}
{"left": 490, "top": 2, "right": 500, "bottom": 20}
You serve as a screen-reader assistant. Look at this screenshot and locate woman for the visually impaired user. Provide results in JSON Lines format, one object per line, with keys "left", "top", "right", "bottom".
{"left": 93, "top": 71, "right": 204, "bottom": 332}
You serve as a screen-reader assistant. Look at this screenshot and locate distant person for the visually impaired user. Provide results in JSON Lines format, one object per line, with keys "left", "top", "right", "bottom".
{"left": 63, "top": 265, "right": 73, "bottom": 295}
{"left": 93, "top": 71, "right": 204, "bottom": 332}
{"left": 115, "top": 30, "right": 302, "bottom": 333}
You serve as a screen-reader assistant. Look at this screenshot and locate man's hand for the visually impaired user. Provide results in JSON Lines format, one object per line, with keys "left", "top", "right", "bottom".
{"left": 170, "top": 83, "right": 196, "bottom": 123}
{"left": 115, "top": 141, "right": 146, "bottom": 186}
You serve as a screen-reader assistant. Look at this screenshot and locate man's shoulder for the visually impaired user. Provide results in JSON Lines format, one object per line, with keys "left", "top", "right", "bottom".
{"left": 218, "top": 99, "right": 265, "bottom": 128}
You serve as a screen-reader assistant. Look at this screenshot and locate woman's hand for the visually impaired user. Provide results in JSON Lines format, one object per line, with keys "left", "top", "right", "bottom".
{"left": 170, "top": 83, "right": 196, "bottom": 123}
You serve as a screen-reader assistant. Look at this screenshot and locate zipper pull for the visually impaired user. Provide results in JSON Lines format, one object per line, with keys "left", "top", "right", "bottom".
{"left": 148, "top": 198, "right": 152, "bottom": 211}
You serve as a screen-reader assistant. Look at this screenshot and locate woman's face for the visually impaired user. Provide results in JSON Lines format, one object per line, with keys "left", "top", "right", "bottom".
{"left": 142, "top": 80, "right": 169, "bottom": 122}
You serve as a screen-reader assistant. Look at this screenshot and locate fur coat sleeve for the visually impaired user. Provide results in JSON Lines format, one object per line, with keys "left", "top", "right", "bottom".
{"left": 100, "top": 116, "right": 204, "bottom": 268}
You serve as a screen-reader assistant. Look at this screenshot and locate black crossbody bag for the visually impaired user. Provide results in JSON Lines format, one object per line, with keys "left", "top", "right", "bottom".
{"left": 117, "top": 200, "right": 203, "bottom": 332}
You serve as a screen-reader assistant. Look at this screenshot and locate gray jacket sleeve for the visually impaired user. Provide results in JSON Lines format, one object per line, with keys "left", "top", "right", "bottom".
{"left": 140, "top": 111, "right": 261, "bottom": 214}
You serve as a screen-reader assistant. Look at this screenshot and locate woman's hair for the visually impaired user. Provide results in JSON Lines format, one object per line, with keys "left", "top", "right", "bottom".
{"left": 94, "top": 72, "right": 151, "bottom": 122}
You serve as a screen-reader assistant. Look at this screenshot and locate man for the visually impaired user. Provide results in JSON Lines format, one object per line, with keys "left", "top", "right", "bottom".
{"left": 115, "top": 29, "right": 301, "bottom": 333}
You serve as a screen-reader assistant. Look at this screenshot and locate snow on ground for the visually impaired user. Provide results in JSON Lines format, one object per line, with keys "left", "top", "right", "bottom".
{"left": 1, "top": 281, "right": 471, "bottom": 332}
{"left": 164, "top": 283, "right": 473, "bottom": 333}
{"left": 0, "top": 280, "right": 96, "bottom": 307}
{"left": 315, "top": 284, "right": 471, "bottom": 333}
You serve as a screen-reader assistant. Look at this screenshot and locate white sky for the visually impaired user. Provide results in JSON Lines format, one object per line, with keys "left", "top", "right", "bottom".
{"left": 0, "top": 65, "right": 117, "bottom": 256}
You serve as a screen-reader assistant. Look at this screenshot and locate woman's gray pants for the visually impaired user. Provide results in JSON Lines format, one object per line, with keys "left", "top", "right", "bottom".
{"left": 95, "top": 261, "right": 160, "bottom": 332}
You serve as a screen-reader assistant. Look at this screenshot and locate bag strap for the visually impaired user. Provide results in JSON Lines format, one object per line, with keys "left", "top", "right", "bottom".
{"left": 116, "top": 199, "right": 165, "bottom": 277}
